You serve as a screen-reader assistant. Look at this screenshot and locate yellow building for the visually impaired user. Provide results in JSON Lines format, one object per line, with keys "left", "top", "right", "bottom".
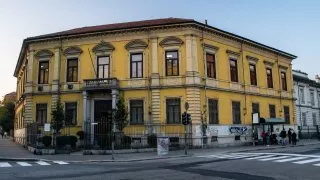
{"left": 13, "top": 18, "right": 296, "bottom": 146}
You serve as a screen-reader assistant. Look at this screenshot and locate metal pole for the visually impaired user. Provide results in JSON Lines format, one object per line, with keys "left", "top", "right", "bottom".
{"left": 111, "top": 110, "right": 115, "bottom": 160}
{"left": 184, "top": 110, "right": 187, "bottom": 155}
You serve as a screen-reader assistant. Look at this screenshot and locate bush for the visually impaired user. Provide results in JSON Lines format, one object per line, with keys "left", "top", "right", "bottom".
{"left": 76, "top": 131, "right": 85, "bottom": 140}
{"left": 147, "top": 134, "right": 157, "bottom": 148}
{"left": 69, "top": 136, "right": 78, "bottom": 148}
{"left": 42, "top": 136, "right": 52, "bottom": 147}
{"left": 56, "top": 136, "right": 78, "bottom": 149}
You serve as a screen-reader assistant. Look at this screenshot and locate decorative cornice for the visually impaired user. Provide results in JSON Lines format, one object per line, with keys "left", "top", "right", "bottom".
{"left": 92, "top": 41, "right": 115, "bottom": 53}
{"left": 35, "top": 49, "right": 53, "bottom": 59}
{"left": 246, "top": 55, "right": 259, "bottom": 62}
{"left": 278, "top": 65, "right": 288, "bottom": 70}
{"left": 125, "top": 39, "right": 148, "bottom": 50}
{"left": 63, "top": 46, "right": 82, "bottom": 56}
{"left": 202, "top": 43, "right": 219, "bottom": 51}
{"left": 226, "top": 50, "right": 240, "bottom": 57}
{"left": 263, "top": 60, "right": 275, "bottom": 67}
{"left": 159, "top": 36, "right": 183, "bottom": 47}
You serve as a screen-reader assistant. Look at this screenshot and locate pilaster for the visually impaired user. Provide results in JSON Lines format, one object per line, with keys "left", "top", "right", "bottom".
{"left": 151, "top": 89, "right": 161, "bottom": 124}
{"left": 52, "top": 48, "right": 61, "bottom": 91}
{"left": 186, "top": 87, "right": 201, "bottom": 124}
{"left": 23, "top": 96, "right": 33, "bottom": 124}
{"left": 151, "top": 38, "right": 160, "bottom": 86}
{"left": 26, "top": 51, "right": 34, "bottom": 93}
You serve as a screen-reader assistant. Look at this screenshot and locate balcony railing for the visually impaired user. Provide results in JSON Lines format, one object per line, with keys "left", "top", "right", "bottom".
{"left": 83, "top": 78, "right": 119, "bottom": 90}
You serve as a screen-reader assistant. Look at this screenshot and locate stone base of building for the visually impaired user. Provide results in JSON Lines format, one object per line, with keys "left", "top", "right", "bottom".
{"left": 14, "top": 128, "right": 26, "bottom": 145}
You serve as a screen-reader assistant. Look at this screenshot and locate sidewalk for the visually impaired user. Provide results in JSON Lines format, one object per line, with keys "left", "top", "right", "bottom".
{"left": 1, "top": 138, "right": 320, "bottom": 162}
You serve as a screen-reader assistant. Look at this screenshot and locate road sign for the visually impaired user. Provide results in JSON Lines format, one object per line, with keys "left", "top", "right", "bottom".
{"left": 185, "top": 102, "right": 189, "bottom": 111}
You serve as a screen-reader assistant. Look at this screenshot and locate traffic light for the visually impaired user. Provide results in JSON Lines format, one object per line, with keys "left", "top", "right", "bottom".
{"left": 186, "top": 113, "right": 191, "bottom": 125}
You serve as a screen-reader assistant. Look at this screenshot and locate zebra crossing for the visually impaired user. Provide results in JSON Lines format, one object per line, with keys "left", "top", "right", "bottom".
{"left": 197, "top": 152, "right": 320, "bottom": 167}
{"left": 0, "top": 160, "right": 69, "bottom": 168}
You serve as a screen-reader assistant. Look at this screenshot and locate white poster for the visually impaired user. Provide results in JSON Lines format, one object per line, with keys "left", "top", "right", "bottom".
{"left": 252, "top": 113, "right": 259, "bottom": 124}
{"left": 44, "top": 123, "right": 50, "bottom": 132}
{"left": 157, "top": 137, "right": 169, "bottom": 156}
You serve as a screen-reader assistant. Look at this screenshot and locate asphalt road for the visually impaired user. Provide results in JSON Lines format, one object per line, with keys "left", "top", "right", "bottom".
{"left": 1, "top": 144, "right": 320, "bottom": 180}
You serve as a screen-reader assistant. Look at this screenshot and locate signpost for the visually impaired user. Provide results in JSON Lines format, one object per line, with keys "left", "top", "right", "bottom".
{"left": 252, "top": 113, "right": 260, "bottom": 146}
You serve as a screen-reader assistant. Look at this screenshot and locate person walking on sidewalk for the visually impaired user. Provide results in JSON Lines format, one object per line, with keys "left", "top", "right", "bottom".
{"left": 0, "top": 132, "right": 3, "bottom": 139}
{"left": 280, "top": 129, "right": 287, "bottom": 146}
{"left": 288, "top": 128, "right": 292, "bottom": 144}
{"left": 266, "top": 131, "right": 271, "bottom": 146}
{"left": 262, "top": 131, "right": 267, "bottom": 145}
{"left": 292, "top": 131, "right": 297, "bottom": 145}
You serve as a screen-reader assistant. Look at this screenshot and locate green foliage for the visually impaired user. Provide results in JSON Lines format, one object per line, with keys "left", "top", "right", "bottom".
{"left": 76, "top": 130, "right": 85, "bottom": 140}
{"left": 51, "top": 100, "right": 64, "bottom": 134}
{"left": 147, "top": 134, "right": 157, "bottom": 148}
{"left": 0, "top": 102, "right": 15, "bottom": 132}
{"left": 42, "top": 136, "right": 52, "bottom": 147}
{"left": 113, "top": 97, "right": 128, "bottom": 131}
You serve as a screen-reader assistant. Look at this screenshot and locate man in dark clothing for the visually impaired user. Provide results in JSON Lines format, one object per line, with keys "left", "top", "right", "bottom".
{"left": 288, "top": 128, "right": 292, "bottom": 144}
{"left": 280, "top": 129, "right": 286, "bottom": 145}
{"left": 292, "top": 131, "right": 297, "bottom": 145}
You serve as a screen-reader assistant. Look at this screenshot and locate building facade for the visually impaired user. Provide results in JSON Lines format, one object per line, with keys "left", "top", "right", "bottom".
{"left": 293, "top": 70, "right": 320, "bottom": 137}
{"left": 14, "top": 18, "right": 296, "bottom": 146}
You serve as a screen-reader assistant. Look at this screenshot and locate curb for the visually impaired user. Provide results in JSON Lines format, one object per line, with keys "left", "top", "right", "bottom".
{"left": 0, "top": 157, "right": 41, "bottom": 162}
{"left": 62, "top": 155, "right": 188, "bottom": 163}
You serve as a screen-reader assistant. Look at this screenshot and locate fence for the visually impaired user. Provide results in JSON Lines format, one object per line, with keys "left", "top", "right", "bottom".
{"left": 298, "top": 125, "right": 320, "bottom": 139}
{"left": 82, "top": 122, "right": 196, "bottom": 150}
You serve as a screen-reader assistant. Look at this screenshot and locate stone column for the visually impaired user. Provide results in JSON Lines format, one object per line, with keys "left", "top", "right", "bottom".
{"left": 82, "top": 91, "right": 88, "bottom": 131}
{"left": 111, "top": 89, "right": 119, "bottom": 109}
{"left": 25, "top": 50, "right": 34, "bottom": 93}
{"left": 185, "top": 35, "right": 193, "bottom": 72}
{"left": 52, "top": 48, "right": 61, "bottom": 91}
{"left": 151, "top": 37, "right": 160, "bottom": 86}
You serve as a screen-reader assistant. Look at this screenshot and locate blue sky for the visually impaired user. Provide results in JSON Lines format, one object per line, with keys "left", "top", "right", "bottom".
{"left": 0, "top": 0, "right": 319, "bottom": 99}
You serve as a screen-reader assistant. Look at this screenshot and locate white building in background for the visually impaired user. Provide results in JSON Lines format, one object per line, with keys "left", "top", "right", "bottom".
{"left": 293, "top": 70, "right": 320, "bottom": 137}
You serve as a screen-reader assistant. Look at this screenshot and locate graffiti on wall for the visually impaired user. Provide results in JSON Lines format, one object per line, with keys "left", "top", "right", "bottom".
{"left": 229, "top": 126, "right": 248, "bottom": 135}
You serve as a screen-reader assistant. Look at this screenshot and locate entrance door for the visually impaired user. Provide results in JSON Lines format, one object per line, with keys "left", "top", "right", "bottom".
{"left": 94, "top": 100, "right": 112, "bottom": 149}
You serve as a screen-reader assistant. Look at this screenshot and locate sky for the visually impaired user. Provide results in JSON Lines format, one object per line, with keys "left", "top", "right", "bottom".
{"left": 0, "top": 0, "right": 319, "bottom": 99}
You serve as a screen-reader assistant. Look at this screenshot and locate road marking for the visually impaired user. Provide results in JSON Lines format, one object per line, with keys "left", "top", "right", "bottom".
{"left": 293, "top": 158, "right": 320, "bottom": 164}
{"left": 52, "top": 161, "right": 68, "bottom": 165}
{"left": 258, "top": 156, "right": 289, "bottom": 161}
{"left": 0, "top": 162, "right": 12, "bottom": 167}
{"left": 35, "top": 161, "right": 50, "bottom": 166}
{"left": 16, "top": 162, "right": 32, "bottom": 166}
{"left": 274, "top": 157, "right": 307, "bottom": 162}
{"left": 246, "top": 155, "right": 276, "bottom": 160}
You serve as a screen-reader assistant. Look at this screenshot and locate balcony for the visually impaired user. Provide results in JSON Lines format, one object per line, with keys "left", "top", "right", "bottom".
{"left": 83, "top": 78, "right": 119, "bottom": 90}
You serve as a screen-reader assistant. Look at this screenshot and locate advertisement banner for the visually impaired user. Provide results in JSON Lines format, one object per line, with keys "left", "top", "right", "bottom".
{"left": 157, "top": 137, "right": 169, "bottom": 156}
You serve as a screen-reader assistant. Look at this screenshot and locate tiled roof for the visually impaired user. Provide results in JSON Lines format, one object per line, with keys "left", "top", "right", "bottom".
{"left": 27, "top": 18, "right": 195, "bottom": 40}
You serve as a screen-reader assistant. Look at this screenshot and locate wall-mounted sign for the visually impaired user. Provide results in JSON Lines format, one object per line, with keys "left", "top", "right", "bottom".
{"left": 44, "top": 123, "right": 50, "bottom": 132}
{"left": 252, "top": 113, "right": 259, "bottom": 124}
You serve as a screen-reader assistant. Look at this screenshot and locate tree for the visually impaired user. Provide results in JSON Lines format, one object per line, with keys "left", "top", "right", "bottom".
{"left": 0, "top": 103, "right": 15, "bottom": 133}
{"left": 113, "top": 97, "right": 128, "bottom": 132}
{"left": 51, "top": 100, "right": 64, "bottom": 135}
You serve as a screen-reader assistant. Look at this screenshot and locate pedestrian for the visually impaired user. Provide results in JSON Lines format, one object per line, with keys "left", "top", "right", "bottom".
{"left": 262, "top": 131, "right": 267, "bottom": 145}
{"left": 4, "top": 132, "right": 7, "bottom": 138}
{"left": 280, "top": 128, "right": 286, "bottom": 146}
{"left": 288, "top": 128, "right": 292, "bottom": 144}
{"left": 0, "top": 132, "right": 3, "bottom": 139}
{"left": 266, "top": 131, "right": 270, "bottom": 146}
{"left": 292, "top": 131, "right": 297, "bottom": 145}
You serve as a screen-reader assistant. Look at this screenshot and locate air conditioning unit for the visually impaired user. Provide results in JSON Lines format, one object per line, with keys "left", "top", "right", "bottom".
{"left": 67, "top": 84, "right": 73, "bottom": 90}
{"left": 38, "top": 86, "right": 43, "bottom": 91}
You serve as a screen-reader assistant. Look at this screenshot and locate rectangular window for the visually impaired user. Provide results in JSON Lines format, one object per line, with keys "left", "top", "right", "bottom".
{"left": 249, "top": 64, "right": 257, "bottom": 86}
{"left": 300, "top": 88, "right": 305, "bottom": 104}
{"left": 266, "top": 68, "right": 273, "bottom": 88}
{"left": 36, "top": 104, "right": 47, "bottom": 125}
{"left": 38, "top": 61, "right": 49, "bottom": 84}
{"left": 252, "top": 103, "right": 260, "bottom": 114}
{"left": 284, "top": 106, "right": 290, "bottom": 124}
{"left": 269, "top": 104, "right": 276, "bottom": 118}
{"left": 230, "top": 59, "right": 238, "bottom": 82}
{"left": 65, "top": 102, "right": 77, "bottom": 126}
{"left": 310, "top": 90, "right": 315, "bottom": 106}
{"left": 281, "top": 72, "right": 287, "bottom": 91}
{"left": 165, "top": 51, "right": 179, "bottom": 76}
{"left": 302, "top": 112, "right": 307, "bottom": 126}
{"left": 166, "top": 98, "right": 181, "bottom": 124}
{"left": 208, "top": 99, "right": 219, "bottom": 124}
{"left": 312, "top": 113, "right": 317, "bottom": 125}
{"left": 67, "top": 58, "right": 78, "bottom": 82}
{"left": 130, "top": 53, "right": 143, "bottom": 78}
{"left": 130, "top": 100, "right": 144, "bottom": 124}
{"left": 97, "top": 56, "right": 110, "bottom": 79}
{"left": 206, "top": 53, "right": 216, "bottom": 78}
{"left": 232, "top": 101, "right": 241, "bottom": 124}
